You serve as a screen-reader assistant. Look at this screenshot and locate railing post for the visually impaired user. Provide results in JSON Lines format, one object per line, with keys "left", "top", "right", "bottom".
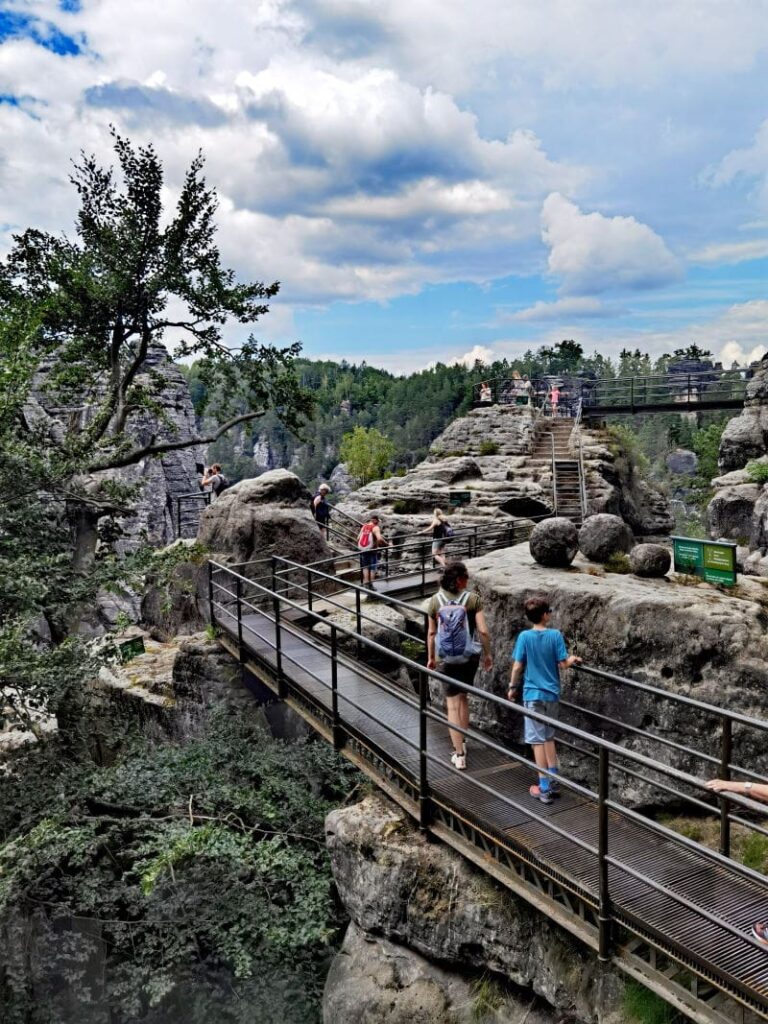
{"left": 629, "top": 376, "right": 634, "bottom": 412}
{"left": 719, "top": 717, "right": 733, "bottom": 857}
{"left": 331, "top": 625, "right": 343, "bottom": 750}
{"left": 598, "top": 745, "right": 612, "bottom": 962}
{"left": 307, "top": 568, "right": 313, "bottom": 612}
{"left": 236, "top": 575, "right": 244, "bottom": 662}
{"left": 273, "top": 585, "right": 286, "bottom": 699}
{"left": 418, "top": 669, "right": 431, "bottom": 830}
{"left": 355, "top": 587, "right": 362, "bottom": 660}
{"left": 207, "top": 561, "right": 216, "bottom": 628}
{"left": 420, "top": 542, "right": 427, "bottom": 595}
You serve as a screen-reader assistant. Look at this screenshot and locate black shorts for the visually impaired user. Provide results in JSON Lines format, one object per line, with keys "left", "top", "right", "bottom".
{"left": 439, "top": 656, "right": 480, "bottom": 698}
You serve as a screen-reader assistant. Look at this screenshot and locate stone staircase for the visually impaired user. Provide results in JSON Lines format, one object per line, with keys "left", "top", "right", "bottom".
{"left": 529, "top": 420, "right": 585, "bottom": 525}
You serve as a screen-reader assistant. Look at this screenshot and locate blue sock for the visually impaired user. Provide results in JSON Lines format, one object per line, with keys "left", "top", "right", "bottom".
{"left": 539, "top": 777, "right": 550, "bottom": 792}
{"left": 549, "top": 766, "right": 559, "bottom": 776}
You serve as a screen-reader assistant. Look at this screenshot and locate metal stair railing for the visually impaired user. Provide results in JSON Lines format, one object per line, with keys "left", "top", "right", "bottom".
{"left": 208, "top": 557, "right": 768, "bottom": 1021}
{"left": 174, "top": 490, "right": 211, "bottom": 538}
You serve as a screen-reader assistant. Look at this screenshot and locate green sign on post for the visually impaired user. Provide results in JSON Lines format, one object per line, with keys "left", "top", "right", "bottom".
{"left": 449, "top": 490, "right": 472, "bottom": 507}
{"left": 671, "top": 536, "right": 737, "bottom": 586}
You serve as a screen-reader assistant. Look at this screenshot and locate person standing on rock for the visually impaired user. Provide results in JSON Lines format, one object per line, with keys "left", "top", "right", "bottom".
{"left": 358, "top": 514, "right": 388, "bottom": 590}
{"left": 418, "top": 508, "right": 452, "bottom": 569}
{"left": 201, "top": 463, "right": 229, "bottom": 499}
{"left": 426, "top": 562, "right": 493, "bottom": 771}
{"left": 508, "top": 596, "right": 581, "bottom": 804}
{"left": 312, "top": 483, "right": 331, "bottom": 539}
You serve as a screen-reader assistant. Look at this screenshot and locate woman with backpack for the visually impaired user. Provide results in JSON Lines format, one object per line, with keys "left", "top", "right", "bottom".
{"left": 418, "top": 507, "right": 452, "bottom": 568}
{"left": 357, "top": 514, "right": 388, "bottom": 591}
{"left": 426, "top": 562, "right": 493, "bottom": 771}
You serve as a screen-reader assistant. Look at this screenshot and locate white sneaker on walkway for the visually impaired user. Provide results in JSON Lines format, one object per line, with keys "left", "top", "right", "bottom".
{"left": 451, "top": 751, "right": 466, "bottom": 771}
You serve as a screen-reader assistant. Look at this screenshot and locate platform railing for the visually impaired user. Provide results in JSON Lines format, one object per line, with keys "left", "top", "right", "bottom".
{"left": 174, "top": 490, "right": 210, "bottom": 538}
{"left": 208, "top": 557, "right": 768, "bottom": 1014}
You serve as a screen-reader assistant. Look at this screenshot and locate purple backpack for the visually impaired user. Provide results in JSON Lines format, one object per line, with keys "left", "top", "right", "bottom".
{"left": 435, "top": 590, "right": 477, "bottom": 664}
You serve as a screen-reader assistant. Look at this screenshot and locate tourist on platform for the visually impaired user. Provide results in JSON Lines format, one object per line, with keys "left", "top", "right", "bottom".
{"left": 705, "top": 777, "right": 768, "bottom": 946}
{"left": 201, "top": 463, "right": 229, "bottom": 499}
{"left": 522, "top": 375, "right": 534, "bottom": 406}
{"left": 550, "top": 386, "right": 560, "bottom": 417}
{"left": 418, "top": 507, "right": 452, "bottom": 568}
{"left": 426, "top": 562, "right": 493, "bottom": 771}
{"left": 508, "top": 597, "right": 582, "bottom": 804}
{"left": 312, "top": 483, "right": 331, "bottom": 539}
{"left": 479, "top": 381, "right": 492, "bottom": 403}
{"left": 357, "top": 514, "right": 388, "bottom": 590}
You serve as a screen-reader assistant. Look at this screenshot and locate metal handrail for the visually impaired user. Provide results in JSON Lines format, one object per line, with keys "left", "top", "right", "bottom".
{"left": 572, "top": 398, "right": 588, "bottom": 520}
{"left": 209, "top": 554, "right": 768, "bottom": 988}
{"left": 545, "top": 432, "right": 557, "bottom": 515}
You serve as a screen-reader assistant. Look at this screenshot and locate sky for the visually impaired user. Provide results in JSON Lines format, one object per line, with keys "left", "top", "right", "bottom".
{"left": 0, "top": 0, "right": 767, "bottom": 374}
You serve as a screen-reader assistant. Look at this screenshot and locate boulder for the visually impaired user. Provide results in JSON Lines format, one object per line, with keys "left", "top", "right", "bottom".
{"left": 578, "top": 514, "right": 633, "bottom": 563}
{"left": 630, "top": 543, "right": 671, "bottom": 578}
{"left": 529, "top": 518, "right": 578, "bottom": 567}
{"left": 313, "top": 604, "right": 411, "bottom": 678}
{"left": 718, "top": 361, "right": 768, "bottom": 472}
{"left": 197, "top": 469, "right": 332, "bottom": 567}
{"left": 706, "top": 484, "right": 761, "bottom": 542}
{"left": 323, "top": 922, "right": 557, "bottom": 1024}
{"left": 665, "top": 448, "right": 698, "bottom": 475}
{"left": 328, "top": 461, "right": 355, "bottom": 496}
{"left": 326, "top": 796, "right": 626, "bottom": 1024}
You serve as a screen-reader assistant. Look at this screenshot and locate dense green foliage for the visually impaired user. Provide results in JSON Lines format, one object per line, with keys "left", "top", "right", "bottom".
{"left": 339, "top": 425, "right": 396, "bottom": 485}
{"left": 0, "top": 714, "right": 358, "bottom": 1023}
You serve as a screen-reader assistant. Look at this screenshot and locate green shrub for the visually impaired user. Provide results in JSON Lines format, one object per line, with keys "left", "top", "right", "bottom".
{"left": 604, "top": 552, "right": 631, "bottom": 574}
{"left": 479, "top": 440, "right": 500, "bottom": 456}
{"left": 746, "top": 461, "right": 768, "bottom": 484}
{"left": 623, "top": 981, "right": 681, "bottom": 1024}
{"left": 392, "top": 499, "right": 423, "bottom": 515}
{"left": 741, "top": 832, "right": 768, "bottom": 872}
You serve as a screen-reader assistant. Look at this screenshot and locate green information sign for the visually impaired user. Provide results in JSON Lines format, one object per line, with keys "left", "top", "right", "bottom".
{"left": 671, "top": 536, "right": 737, "bottom": 586}
{"left": 118, "top": 636, "right": 146, "bottom": 663}
{"left": 449, "top": 490, "right": 472, "bottom": 507}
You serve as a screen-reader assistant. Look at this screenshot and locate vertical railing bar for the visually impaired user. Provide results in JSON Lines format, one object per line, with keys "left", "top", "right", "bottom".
{"left": 355, "top": 587, "right": 362, "bottom": 660}
{"left": 418, "top": 669, "right": 430, "bottom": 830}
{"left": 720, "top": 717, "right": 733, "bottom": 857}
{"left": 207, "top": 561, "right": 216, "bottom": 628}
{"left": 598, "top": 745, "right": 612, "bottom": 962}
{"left": 236, "top": 575, "right": 244, "bottom": 661}
{"left": 307, "top": 567, "right": 313, "bottom": 612}
{"left": 331, "top": 625, "right": 342, "bottom": 750}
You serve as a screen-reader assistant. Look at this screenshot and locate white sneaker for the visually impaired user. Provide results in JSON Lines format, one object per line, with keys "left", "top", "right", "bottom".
{"left": 451, "top": 751, "right": 466, "bottom": 771}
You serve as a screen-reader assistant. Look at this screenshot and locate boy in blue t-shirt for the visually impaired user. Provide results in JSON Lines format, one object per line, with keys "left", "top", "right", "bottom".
{"left": 508, "top": 596, "right": 581, "bottom": 804}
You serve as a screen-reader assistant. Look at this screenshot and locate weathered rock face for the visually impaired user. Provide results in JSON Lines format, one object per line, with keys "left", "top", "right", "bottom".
{"left": 707, "top": 482, "right": 762, "bottom": 542}
{"left": 579, "top": 430, "right": 674, "bottom": 535}
{"left": 666, "top": 448, "right": 698, "bottom": 475}
{"left": 324, "top": 921, "right": 557, "bottom": 1024}
{"left": 328, "top": 461, "right": 355, "bottom": 496}
{"left": 252, "top": 433, "right": 276, "bottom": 471}
{"left": 23, "top": 345, "right": 205, "bottom": 552}
{"left": 325, "top": 796, "right": 625, "bottom": 1024}
{"left": 141, "top": 542, "right": 210, "bottom": 641}
{"left": 529, "top": 517, "right": 578, "bottom": 567}
{"left": 630, "top": 543, "right": 671, "bottom": 578}
{"left": 197, "top": 469, "right": 332, "bottom": 567}
{"left": 719, "top": 359, "right": 768, "bottom": 472}
{"left": 465, "top": 543, "right": 768, "bottom": 794}
{"left": 578, "top": 514, "right": 633, "bottom": 563}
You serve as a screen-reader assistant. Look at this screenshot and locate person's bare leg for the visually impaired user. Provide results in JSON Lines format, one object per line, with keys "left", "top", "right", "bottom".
{"left": 543, "top": 739, "right": 558, "bottom": 771}
{"left": 532, "top": 743, "right": 549, "bottom": 785}
{"left": 445, "top": 695, "right": 465, "bottom": 755}
{"left": 435, "top": 551, "right": 447, "bottom": 568}
{"left": 458, "top": 693, "right": 469, "bottom": 755}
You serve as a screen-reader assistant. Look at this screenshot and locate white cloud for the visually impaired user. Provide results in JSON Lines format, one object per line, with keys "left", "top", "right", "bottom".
{"left": 507, "top": 296, "right": 623, "bottom": 322}
{"left": 721, "top": 340, "right": 766, "bottom": 366}
{"left": 689, "top": 238, "right": 768, "bottom": 265}
{"left": 454, "top": 345, "right": 495, "bottom": 367}
{"left": 541, "top": 193, "right": 682, "bottom": 295}
{"left": 706, "top": 118, "right": 768, "bottom": 211}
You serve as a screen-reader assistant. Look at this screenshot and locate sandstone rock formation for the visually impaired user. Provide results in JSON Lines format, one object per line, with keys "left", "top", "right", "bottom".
{"left": 197, "top": 469, "right": 332, "bottom": 568}
{"left": 665, "top": 448, "right": 698, "bottom": 475}
{"left": 325, "top": 795, "right": 625, "bottom": 1024}
{"left": 328, "top": 461, "right": 355, "bottom": 496}
{"left": 529, "top": 517, "right": 578, "bottom": 567}
{"left": 718, "top": 358, "right": 768, "bottom": 472}
{"left": 324, "top": 921, "right": 556, "bottom": 1024}
{"left": 336, "top": 404, "right": 672, "bottom": 543}
{"left": 578, "top": 514, "right": 633, "bottom": 563}
{"left": 630, "top": 543, "right": 671, "bottom": 578}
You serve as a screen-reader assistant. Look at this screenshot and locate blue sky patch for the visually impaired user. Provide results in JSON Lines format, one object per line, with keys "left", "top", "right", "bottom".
{"left": 0, "top": 9, "right": 84, "bottom": 55}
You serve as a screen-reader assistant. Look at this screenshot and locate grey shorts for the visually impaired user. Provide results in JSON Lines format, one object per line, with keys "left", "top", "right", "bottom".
{"left": 432, "top": 539, "right": 447, "bottom": 554}
{"left": 524, "top": 700, "right": 559, "bottom": 745}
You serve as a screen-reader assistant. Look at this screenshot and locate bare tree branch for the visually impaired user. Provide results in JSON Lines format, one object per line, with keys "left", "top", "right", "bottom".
{"left": 86, "top": 408, "right": 267, "bottom": 472}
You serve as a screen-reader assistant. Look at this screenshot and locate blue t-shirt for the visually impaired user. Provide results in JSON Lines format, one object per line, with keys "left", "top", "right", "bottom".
{"left": 512, "top": 628, "right": 568, "bottom": 702}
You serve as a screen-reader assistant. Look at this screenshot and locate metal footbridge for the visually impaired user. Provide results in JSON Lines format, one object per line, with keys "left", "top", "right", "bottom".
{"left": 474, "top": 367, "right": 751, "bottom": 417}
{"left": 208, "top": 546, "right": 768, "bottom": 1024}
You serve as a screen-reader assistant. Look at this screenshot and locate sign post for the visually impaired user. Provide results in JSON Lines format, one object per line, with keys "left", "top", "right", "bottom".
{"left": 671, "top": 536, "right": 737, "bottom": 586}
{"left": 448, "top": 491, "right": 472, "bottom": 508}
